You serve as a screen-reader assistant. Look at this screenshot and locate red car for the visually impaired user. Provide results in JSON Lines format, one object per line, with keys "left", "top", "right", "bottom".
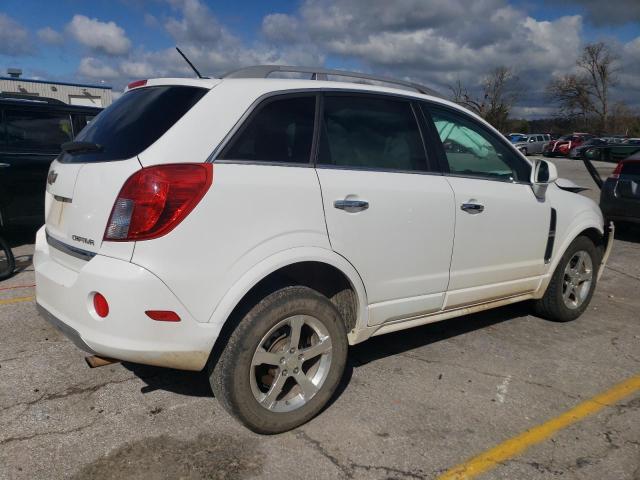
{"left": 543, "top": 133, "right": 594, "bottom": 157}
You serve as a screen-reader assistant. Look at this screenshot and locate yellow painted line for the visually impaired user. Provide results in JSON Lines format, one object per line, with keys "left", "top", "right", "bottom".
{"left": 438, "top": 373, "right": 640, "bottom": 480}
{"left": 0, "top": 295, "right": 35, "bottom": 306}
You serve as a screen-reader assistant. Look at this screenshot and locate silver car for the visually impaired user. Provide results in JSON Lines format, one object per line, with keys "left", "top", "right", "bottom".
{"left": 514, "top": 134, "right": 551, "bottom": 155}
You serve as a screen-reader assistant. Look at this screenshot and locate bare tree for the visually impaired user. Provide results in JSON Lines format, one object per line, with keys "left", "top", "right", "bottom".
{"left": 546, "top": 74, "right": 592, "bottom": 127}
{"left": 449, "top": 67, "right": 519, "bottom": 131}
{"left": 577, "top": 42, "right": 618, "bottom": 131}
{"left": 547, "top": 42, "right": 618, "bottom": 132}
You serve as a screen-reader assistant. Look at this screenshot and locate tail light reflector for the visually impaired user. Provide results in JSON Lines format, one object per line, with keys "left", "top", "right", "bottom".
{"left": 104, "top": 163, "right": 213, "bottom": 241}
{"left": 93, "top": 293, "right": 109, "bottom": 318}
{"left": 145, "top": 310, "right": 181, "bottom": 322}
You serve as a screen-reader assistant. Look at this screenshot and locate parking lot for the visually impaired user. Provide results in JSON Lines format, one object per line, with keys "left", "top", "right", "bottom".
{"left": 0, "top": 156, "right": 638, "bottom": 480}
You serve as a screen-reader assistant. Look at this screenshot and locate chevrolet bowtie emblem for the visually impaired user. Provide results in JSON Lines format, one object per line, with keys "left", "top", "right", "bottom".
{"left": 47, "top": 170, "right": 58, "bottom": 185}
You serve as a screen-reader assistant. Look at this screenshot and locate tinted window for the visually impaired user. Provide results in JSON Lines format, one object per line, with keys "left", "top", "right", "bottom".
{"left": 61, "top": 86, "right": 207, "bottom": 163}
{"left": 220, "top": 96, "right": 315, "bottom": 164}
{"left": 318, "top": 95, "right": 427, "bottom": 172}
{"left": 429, "top": 107, "right": 528, "bottom": 181}
{"left": 71, "top": 113, "right": 96, "bottom": 137}
{"left": 621, "top": 162, "right": 640, "bottom": 176}
{"left": 4, "top": 110, "right": 72, "bottom": 150}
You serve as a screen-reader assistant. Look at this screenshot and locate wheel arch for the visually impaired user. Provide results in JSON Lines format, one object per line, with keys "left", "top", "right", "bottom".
{"left": 206, "top": 248, "right": 369, "bottom": 361}
{"left": 536, "top": 212, "right": 605, "bottom": 298}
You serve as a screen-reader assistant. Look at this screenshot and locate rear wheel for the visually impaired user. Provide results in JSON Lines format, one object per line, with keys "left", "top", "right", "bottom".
{"left": 533, "top": 236, "right": 600, "bottom": 322}
{"left": 0, "top": 236, "right": 15, "bottom": 281}
{"left": 520, "top": 147, "right": 528, "bottom": 156}
{"left": 209, "top": 285, "right": 348, "bottom": 434}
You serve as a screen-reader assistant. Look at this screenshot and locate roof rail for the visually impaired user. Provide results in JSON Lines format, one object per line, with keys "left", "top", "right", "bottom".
{"left": 222, "top": 65, "right": 441, "bottom": 97}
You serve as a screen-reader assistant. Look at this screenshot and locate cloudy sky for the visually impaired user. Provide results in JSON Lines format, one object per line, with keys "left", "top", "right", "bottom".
{"left": 1, "top": 0, "right": 638, "bottom": 118}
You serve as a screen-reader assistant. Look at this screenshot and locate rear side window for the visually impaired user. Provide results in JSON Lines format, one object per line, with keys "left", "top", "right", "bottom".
{"left": 4, "top": 110, "right": 72, "bottom": 151}
{"left": 219, "top": 95, "right": 316, "bottom": 164}
{"left": 61, "top": 86, "right": 207, "bottom": 163}
{"left": 318, "top": 95, "right": 427, "bottom": 172}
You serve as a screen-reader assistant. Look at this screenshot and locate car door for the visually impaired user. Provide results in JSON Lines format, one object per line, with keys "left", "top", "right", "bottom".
{"left": 0, "top": 107, "right": 72, "bottom": 226}
{"left": 315, "top": 93, "right": 455, "bottom": 326}
{"left": 423, "top": 104, "right": 550, "bottom": 309}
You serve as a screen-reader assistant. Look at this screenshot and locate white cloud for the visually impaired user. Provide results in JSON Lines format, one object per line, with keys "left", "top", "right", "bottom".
{"left": 37, "top": 27, "right": 63, "bottom": 45}
{"left": 78, "top": 57, "right": 120, "bottom": 80}
{"left": 0, "top": 14, "right": 32, "bottom": 55}
{"left": 66, "top": 15, "right": 131, "bottom": 56}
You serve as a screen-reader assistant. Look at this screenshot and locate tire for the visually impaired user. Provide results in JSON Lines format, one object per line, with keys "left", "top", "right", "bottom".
{"left": 0, "top": 235, "right": 15, "bottom": 281}
{"left": 520, "top": 147, "right": 528, "bottom": 156}
{"left": 209, "top": 285, "right": 348, "bottom": 434}
{"left": 532, "top": 236, "right": 600, "bottom": 322}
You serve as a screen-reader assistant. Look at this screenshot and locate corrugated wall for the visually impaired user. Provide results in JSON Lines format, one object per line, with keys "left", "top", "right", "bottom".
{"left": 0, "top": 79, "right": 113, "bottom": 107}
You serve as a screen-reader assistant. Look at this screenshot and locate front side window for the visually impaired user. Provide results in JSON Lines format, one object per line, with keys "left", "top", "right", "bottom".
{"left": 5, "top": 110, "right": 72, "bottom": 150}
{"left": 219, "top": 95, "right": 316, "bottom": 164}
{"left": 318, "top": 95, "right": 427, "bottom": 172}
{"left": 428, "top": 107, "right": 528, "bottom": 181}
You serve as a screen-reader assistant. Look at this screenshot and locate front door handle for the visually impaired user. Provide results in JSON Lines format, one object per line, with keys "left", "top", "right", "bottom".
{"left": 334, "top": 199, "right": 369, "bottom": 213}
{"left": 461, "top": 202, "right": 484, "bottom": 214}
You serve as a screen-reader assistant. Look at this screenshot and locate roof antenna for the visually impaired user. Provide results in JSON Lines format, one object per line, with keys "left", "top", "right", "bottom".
{"left": 175, "top": 46, "right": 206, "bottom": 79}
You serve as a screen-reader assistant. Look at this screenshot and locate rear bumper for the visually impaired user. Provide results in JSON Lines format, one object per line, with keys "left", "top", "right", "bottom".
{"left": 34, "top": 227, "right": 218, "bottom": 371}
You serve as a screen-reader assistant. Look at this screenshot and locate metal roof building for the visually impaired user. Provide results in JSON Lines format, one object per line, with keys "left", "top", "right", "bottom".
{"left": 0, "top": 69, "right": 113, "bottom": 107}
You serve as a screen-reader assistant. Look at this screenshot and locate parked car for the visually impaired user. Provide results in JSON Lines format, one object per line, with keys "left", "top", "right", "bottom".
{"left": 0, "top": 96, "right": 100, "bottom": 229}
{"left": 513, "top": 133, "right": 551, "bottom": 155}
{"left": 600, "top": 152, "right": 640, "bottom": 225}
{"left": 582, "top": 143, "right": 640, "bottom": 163}
{"left": 569, "top": 138, "right": 608, "bottom": 159}
{"left": 508, "top": 132, "right": 527, "bottom": 143}
{"left": 35, "top": 68, "right": 613, "bottom": 434}
{"left": 543, "top": 133, "right": 594, "bottom": 157}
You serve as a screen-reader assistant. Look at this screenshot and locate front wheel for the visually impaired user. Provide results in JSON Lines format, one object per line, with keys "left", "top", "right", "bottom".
{"left": 532, "top": 236, "right": 600, "bottom": 322}
{"left": 0, "top": 236, "right": 15, "bottom": 281}
{"left": 209, "top": 285, "right": 348, "bottom": 434}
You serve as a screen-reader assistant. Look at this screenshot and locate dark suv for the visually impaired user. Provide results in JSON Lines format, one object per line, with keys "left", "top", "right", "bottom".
{"left": 600, "top": 153, "right": 640, "bottom": 225}
{"left": 0, "top": 97, "right": 100, "bottom": 228}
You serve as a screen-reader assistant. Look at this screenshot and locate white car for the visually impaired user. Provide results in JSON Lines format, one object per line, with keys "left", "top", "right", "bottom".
{"left": 35, "top": 67, "right": 613, "bottom": 433}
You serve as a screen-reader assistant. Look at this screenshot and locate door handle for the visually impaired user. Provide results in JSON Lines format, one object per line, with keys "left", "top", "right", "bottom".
{"left": 0, "top": 163, "right": 10, "bottom": 168}
{"left": 334, "top": 199, "right": 369, "bottom": 212}
{"left": 461, "top": 202, "right": 484, "bottom": 214}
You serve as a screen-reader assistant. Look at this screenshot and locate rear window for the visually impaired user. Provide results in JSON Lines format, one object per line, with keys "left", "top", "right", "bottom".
{"left": 60, "top": 86, "right": 207, "bottom": 163}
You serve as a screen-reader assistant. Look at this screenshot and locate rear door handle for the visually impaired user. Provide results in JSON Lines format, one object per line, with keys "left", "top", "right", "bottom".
{"left": 334, "top": 199, "right": 369, "bottom": 212}
{"left": 461, "top": 202, "right": 484, "bottom": 214}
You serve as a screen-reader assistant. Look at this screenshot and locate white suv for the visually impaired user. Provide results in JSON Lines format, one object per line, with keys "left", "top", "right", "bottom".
{"left": 35, "top": 66, "right": 613, "bottom": 433}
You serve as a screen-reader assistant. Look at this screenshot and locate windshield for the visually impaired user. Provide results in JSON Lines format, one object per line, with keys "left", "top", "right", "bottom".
{"left": 59, "top": 85, "right": 207, "bottom": 163}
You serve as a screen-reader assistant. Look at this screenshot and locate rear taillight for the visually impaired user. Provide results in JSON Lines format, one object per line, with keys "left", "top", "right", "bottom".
{"left": 610, "top": 162, "right": 624, "bottom": 179}
{"left": 104, "top": 163, "right": 213, "bottom": 241}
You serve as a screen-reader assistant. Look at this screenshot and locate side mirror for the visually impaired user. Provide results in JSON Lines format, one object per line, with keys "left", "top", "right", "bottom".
{"left": 530, "top": 159, "right": 558, "bottom": 200}
{"left": 529, "top": 137, "right": 535, "bottom": 143}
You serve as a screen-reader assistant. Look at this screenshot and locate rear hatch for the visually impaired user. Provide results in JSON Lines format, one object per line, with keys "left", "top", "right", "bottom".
{"left": 45, "top": 84, "right": 209, "bottom": 267}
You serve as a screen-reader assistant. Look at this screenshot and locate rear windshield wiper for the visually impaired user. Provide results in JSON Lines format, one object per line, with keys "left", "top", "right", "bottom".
{"left": 61, "top": 141, "right": 103, "bottom": 154}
